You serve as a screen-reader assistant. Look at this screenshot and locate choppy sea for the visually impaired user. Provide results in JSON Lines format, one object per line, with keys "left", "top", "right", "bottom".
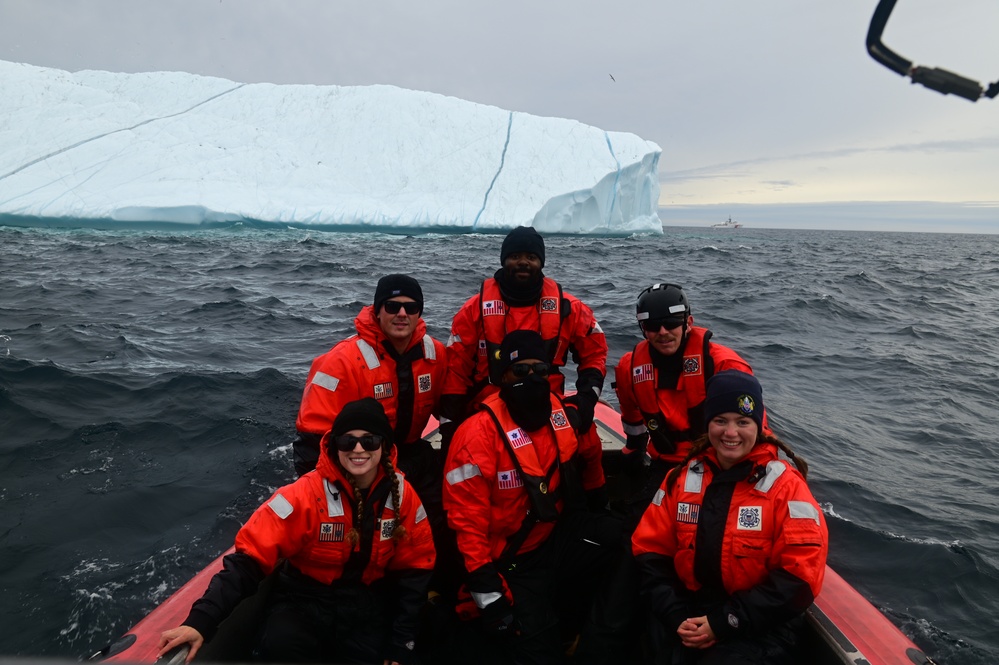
{"left": 1, "top": 224, "right": 998, "bottom": 664}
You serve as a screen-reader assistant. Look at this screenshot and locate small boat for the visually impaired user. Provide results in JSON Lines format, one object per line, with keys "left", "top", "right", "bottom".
{"left": 91, "top": 401, "right": 935, "bottom": 665}
{"left": 712, "top": 216, "right": 742, "bottom": 229}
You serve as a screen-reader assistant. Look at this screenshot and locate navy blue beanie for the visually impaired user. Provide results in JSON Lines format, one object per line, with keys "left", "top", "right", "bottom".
{"left": 500, "top": 226, "right": 546, "bottom": 268}
{"left": 373, "top": 274, "right": 424, "bottom": 315}
{"left": 703, "top": 370, "right": 765, "bottom": 430}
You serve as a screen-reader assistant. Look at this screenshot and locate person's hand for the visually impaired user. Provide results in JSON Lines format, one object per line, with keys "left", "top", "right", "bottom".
{"left": 479, "top": 596, "right": 519, "bottom": 638}
{"left": 677, "top": 615, "right": 716, "bottom": 649}
{"left": 621, "top": 433, "right": 648, "bottom": 476}
{"left": 158, "top": 626, "right": 204, "bottom": 663}
{"left": 564, "top": 390, "right": 598, "bottom": 433}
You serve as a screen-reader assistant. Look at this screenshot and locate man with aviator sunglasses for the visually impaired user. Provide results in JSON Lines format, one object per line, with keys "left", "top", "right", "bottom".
{"left": 614, "top": 283, "right": 765, "bottom": 511}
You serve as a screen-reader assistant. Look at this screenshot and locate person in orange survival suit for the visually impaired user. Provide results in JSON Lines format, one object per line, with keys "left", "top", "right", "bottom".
{"left": 442, "top": 330, "right": 622, "bottom": 665}
{"left": 614, "top": 283, "right": 769, "bottom": 516}
{"left": 159, "top": 398, "right": 436, "bottom": 665}
{"left": 439, "top": 226, "right": 609, "bottom": 511}
{"left": 293, "top": 275, "right": 448, "bottom": 557}
{"left": 632, "top": 371, "right": 827, "bottom": 664}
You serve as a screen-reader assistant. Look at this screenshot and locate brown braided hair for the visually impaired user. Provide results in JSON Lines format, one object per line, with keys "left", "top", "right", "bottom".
{"left": 380, "top": 452, "right": 408, "bottom": 541}
{"left": 665, "top": 432, "right": 809, "bottom": 494}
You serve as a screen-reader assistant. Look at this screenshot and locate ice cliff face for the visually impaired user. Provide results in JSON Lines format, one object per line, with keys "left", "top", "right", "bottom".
{"left": 0, "top": 60, "right": 662, "bottom": 235}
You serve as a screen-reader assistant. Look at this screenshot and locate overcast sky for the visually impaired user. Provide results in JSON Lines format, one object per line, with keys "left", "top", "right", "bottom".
{"left": 2, "top": 0, "right": 996, "bottom": 233}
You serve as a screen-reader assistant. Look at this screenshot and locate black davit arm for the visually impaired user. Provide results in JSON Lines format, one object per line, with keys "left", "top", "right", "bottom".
{"left": 866, "top": 0, "right": 998, "bottom": 102}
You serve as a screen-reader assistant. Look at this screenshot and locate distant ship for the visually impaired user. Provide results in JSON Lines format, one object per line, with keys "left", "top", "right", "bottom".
{"left": 712, "top": 216, "right": 742, "bottom": 229}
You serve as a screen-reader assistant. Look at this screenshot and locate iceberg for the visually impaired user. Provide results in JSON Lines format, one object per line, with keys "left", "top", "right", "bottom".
{"left": 0, "top": 60, "right": 662, "bottom": 235}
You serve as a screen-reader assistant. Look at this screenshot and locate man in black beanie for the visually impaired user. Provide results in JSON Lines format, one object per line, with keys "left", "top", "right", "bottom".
{"left": 293, "top": 272, "right": 448, "bottom": 543}
{"left": 439, "top": 226, "right": 609, "bottom": 510}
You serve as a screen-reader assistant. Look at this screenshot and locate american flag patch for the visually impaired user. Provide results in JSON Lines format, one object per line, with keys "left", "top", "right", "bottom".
{"left": 319, "top": 522, "right": 345, "bottom": 542}
{"left": 482, "top": 300, "right": 506, "bottom": 317}
{"left": 507, "top": 428, "right": 532, "bottom": 449}
{"left": 478, "top": 339, "right": 487, "bottom": 356}
{"left": 498, "top": 469, "right": 523, "bottom": 490}
{"left": 634, "top": 363, "right": 654, "bottom": 383}
{"left": 373, "top": 382, "right": 394, "bottom": 399}
{"left": 677, "top": 502, "right": 700, "bottom": 524}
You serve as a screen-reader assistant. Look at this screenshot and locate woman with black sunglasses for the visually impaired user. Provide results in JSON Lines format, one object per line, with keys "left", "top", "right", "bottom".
{"left": 158, "top": 398, "right": 435, "bottom": 665}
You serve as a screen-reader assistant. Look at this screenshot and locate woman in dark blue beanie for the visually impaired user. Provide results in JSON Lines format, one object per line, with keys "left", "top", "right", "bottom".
{"left": 632, "top": 370, "right": 829, "bottom": 664}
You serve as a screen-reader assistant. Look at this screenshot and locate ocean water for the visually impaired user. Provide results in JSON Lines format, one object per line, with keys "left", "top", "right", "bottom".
{"left": 1, "top": 224, "right": 998, "bottom": 664}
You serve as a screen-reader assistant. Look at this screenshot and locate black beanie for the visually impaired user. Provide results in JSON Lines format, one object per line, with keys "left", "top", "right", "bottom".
{"left": 500, "top": 226, "right": 546, "bottom": 268}
{"left": 498, "top": 330, "right": 549, "bottom": 374}
{"left": 331, "top": 397, "right": 394, "bottom": 445}
{"left": 703, "top": 370, "right": 765, "bottom": 431}
{"left": 373, "top": 274, "right": 423, "bottom": 315}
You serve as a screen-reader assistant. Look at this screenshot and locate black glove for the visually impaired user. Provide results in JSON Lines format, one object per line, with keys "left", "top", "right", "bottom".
{"left": 585, "top": 485, "right": 609, "bottom": 512}
{"left": 620, "top": 432, "right": 648, "bottom": 479}
{"left": 479, "top": 595, "right": 518, "bottom": 638}
{"left": 564, "top": 389, "right": 598, "bottom": 434}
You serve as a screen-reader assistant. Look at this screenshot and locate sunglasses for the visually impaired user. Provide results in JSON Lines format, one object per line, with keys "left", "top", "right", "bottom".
{"left": 640, "top": 318, "right": 685, "bottom": 333}
{"left": 510, "top": 362, "right": 552, "bottom": 378}
{"left": 333, "top": 434, "right": 385, "bottom": 452}
{"left": 382, "top": 300, "right": 421, "bottom": 315}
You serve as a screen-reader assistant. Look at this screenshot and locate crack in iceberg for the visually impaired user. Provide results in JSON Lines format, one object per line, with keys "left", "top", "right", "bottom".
{"left": 604, "top": 132, "right": 621, "bottom": 232}
{"left": 472, "top": 111, "right": 513, "bottom": 232}
{"left": 0, "top": 83, "right": 247, "bottom": 183}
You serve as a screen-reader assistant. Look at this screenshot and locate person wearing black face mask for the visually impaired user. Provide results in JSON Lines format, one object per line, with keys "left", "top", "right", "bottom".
{"left": 442, "top": 330, "right": 622, "bottom": 665}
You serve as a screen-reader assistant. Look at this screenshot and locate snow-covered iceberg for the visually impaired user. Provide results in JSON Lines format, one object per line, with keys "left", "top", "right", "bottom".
{"left": 0, "top": 60, "right": 662, "bottom": 235}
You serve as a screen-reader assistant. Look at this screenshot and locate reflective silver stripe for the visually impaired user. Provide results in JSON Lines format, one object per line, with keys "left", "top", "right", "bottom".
{"left": 591, "top": 321, "right": 604, "bottom": 334}
{"left": 446, "top": 463, "right": 481, "bottom": 485}
{"left": 683, "top": 460, "right": 704, "bottom": 493}
{"left": 268, "top": 493, "right": 293, "bottom": 519}
{"left": 788, "top": 500, "right": 821, "bottom": 525}
{"left": 754, "top": 461, "right": 786, "bottom": 493}
{"left": 355, "top": 339, "right": 381, "bottom": 369}
{"left": 472, "top": 591, "right": 503, "bottom": 609}
{"left": 311, "top": 371, "right": 339, "bottom": 392}
{"left": 669, "top": 304, "right": 686, "bottom": 314}
{"left": 652, "top": 488, "right": 665, "bottom": 506}
{"left": 422, "top": 335, "right": 436, "bottom": 360}
{"left": 415, "top": 503, "right": 428, "bottom": 524}
{"left": 447, "top": 333, "right": 461, "bottom": 347}
{"left": 324, "top": 480, "right": 345, "bottom": 517}
{"left": 623, "top": 421, "right": 647, "bottom": 436}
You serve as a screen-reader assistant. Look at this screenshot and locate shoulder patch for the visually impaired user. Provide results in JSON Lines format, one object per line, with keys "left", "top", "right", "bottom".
{"left": 268, "top": 493, "right": 294, "bottom": 519}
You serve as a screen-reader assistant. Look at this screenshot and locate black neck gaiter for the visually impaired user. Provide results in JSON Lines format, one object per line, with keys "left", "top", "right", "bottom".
{"left": 495, "top": 268, "right": 544, "bottom": 307}
{"left": 500, "top": 374, "right": 552, "bottom": 431}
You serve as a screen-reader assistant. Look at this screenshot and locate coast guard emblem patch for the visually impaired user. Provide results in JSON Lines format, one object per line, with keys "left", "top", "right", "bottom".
{"left": 550, "top": 409, "right": 571, "bottom": 430}
{"left": 677, "top": 502, "right": 700, "bottom": 524}
{"left": 540, "top": 297, "right": 558, "bottom": 312}
{"left": 380, "top": 519, "right": 397, "bottom": 540}
{"left": 319, "top": 522, "right": 345, "bottom": 543}
{"left": 737, "top": 506, "right": 763, "bottom": 531}
{"left": 482, "top": 300, "right": 506, "bottom": 317}
{"left": 507, "top": 428, "right": 532, "bottom": 449}
{"left": 498, "top": 469, "right": 523, "bottom": 490}
{"left": 418, "top": 373, "right": 432, "bottom": 393}
{"left": 682, "top": 356, "right": 702, "bottom": 376}
{"left": 373, "top": 382, "right": 394, "bottom": 399}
